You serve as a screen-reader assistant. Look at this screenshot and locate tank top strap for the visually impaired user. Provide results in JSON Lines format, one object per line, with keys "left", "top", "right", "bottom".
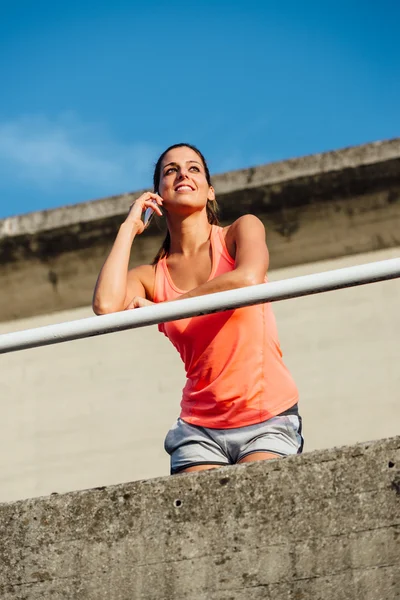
{"left": 211, "top": 224, "right": 235, "bottom": 267}
{"left": 153, "top": 257, "right": 168, "bottom": 303}
{"left": 154, "top": 225, "right": 234, "bottom": 303}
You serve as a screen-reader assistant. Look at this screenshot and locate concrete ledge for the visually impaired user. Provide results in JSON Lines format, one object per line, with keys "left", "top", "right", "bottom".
{"left": 1, "top": 138, "right": 399, "bottom": 321}
{"left": 1, "top": 436, "right": 399, "bottom": 599}
{"left": 1, "top": 137, "right": 400, "bottom": 237}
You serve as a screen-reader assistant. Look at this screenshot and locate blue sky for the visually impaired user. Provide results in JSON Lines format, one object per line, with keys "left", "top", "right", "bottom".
{"left": 0, "top": 0, "right": 399, "bottom": 218}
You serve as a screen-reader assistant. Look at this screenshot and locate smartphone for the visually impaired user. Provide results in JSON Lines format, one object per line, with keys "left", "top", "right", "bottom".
{"left": 143, "top": 206, "right": 155, "bottom": 229}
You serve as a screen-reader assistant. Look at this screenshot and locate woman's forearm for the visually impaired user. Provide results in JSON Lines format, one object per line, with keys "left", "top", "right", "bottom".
{"left": 177, "top": 268, "right": 262, "bottom": 301}
{"left": 93, "top": 192, "right": 163, "bottom": 314}
{"left": 175, "top": 215, "right": 268, "bottom": 301}
{"left": 92, "top": 221, "right": 139, "bottom": 314}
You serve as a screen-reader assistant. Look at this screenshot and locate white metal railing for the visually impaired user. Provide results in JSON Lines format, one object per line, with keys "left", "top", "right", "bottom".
{"left": 0, "top": 258, "right": 399, "bottom": 355}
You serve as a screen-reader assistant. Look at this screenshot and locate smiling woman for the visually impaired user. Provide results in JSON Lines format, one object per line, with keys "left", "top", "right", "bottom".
{"left": 92, "top": 143, "right": 303, "bottom": 475}
{"left": 151, "top": 144, "right": 220, "bottom": 266}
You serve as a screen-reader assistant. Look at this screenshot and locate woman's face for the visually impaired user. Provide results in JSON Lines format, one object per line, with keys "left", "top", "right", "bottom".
{"left": 158, "top": 146, "right": 215, "bottom": 214}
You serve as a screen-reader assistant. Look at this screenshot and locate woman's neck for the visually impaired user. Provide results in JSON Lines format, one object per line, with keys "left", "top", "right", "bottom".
{"left": 167, "top": 212, "right": 213, "bottom": 257}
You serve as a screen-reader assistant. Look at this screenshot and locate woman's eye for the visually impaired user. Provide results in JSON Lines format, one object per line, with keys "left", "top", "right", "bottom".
{"left": 164, "top": 167, "right": 177, "bottom": 175}
{"left": 189, "top": 166, "right": 200, "bottom": 172}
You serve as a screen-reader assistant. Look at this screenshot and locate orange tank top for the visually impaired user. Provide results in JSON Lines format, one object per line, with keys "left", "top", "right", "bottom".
{"left": 153, "top": 225, "right": 298, "bottom": 428}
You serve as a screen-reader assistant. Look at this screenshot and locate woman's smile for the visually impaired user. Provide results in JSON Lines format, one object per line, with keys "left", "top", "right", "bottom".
{"left": 175, "top": 184, "right": 195, "bottom": 192}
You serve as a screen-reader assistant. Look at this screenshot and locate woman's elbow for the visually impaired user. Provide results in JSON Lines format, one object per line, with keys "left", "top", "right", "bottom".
{"left": 92, "top": 302, "right": 107, "bottom": 315}
{"left": 92, "top": 300, "right": 122, "bottom": 315}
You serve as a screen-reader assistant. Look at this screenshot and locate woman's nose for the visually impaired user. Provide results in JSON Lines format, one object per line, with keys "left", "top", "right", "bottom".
{"left": 178, "top": 167, "right": 189, "bottom": 179}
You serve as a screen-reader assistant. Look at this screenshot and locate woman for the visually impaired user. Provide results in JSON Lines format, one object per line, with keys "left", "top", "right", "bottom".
{"left": 93, "top": 143, "right": 303, "bottom": 474}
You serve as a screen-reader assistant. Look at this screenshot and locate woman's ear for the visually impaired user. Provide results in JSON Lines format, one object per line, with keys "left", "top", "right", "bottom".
{"left": 207, "top": 186, "right": 216, "bottom": 201}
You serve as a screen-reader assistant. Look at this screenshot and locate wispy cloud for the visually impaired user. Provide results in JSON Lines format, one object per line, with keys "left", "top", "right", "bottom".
{"left": 0, "top": 113, "right": 158, "bottom": 194}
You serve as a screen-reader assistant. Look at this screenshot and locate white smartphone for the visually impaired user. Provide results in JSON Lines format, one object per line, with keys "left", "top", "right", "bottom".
{"left": 143, "top": 206, "right": 155, "bottom": 229}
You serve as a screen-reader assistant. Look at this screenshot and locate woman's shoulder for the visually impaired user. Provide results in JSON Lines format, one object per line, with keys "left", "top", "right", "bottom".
{"left": 225, "top": 214, "right": 265, "bottom": 233}
{"left": 222, "top": 215, "right": 266, "bottom": 254}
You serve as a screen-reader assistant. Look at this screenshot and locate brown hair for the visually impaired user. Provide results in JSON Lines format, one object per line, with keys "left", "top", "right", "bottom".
{"left": 152, "top": 143, "right": 219, "bottom": 264}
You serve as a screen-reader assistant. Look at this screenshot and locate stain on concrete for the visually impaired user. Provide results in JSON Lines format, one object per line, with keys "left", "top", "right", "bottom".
{"left": 391, "top": 471, "right": 400, "bottom": 495}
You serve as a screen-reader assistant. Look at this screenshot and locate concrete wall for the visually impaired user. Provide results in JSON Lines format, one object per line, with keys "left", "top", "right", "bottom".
{"left": 0, "top": 138, "right": 399, "bottom": 504}
{"left": 1, "top": 246, "right": 399, "bottom": 504}
{"left": 1, "top": 436, "right": 399, "bottom": 600}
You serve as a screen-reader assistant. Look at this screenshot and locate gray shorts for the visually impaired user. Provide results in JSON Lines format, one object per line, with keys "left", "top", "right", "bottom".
{"left": 164, "top": 414, "right": 303, "bottom": 474}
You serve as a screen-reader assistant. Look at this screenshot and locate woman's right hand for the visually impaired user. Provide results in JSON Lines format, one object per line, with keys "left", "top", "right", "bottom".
{"left": 125, "top": 192, "right": 164, "bottom": 234}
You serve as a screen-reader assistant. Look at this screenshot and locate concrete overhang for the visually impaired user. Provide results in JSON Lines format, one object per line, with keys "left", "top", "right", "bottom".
{"left": 0, "top": 138, "right": 399, "bottom": 322}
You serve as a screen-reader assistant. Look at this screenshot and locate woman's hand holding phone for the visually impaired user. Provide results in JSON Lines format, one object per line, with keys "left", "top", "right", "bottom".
{"left": 125, "top": 192, "right": 163, "bottom": 234}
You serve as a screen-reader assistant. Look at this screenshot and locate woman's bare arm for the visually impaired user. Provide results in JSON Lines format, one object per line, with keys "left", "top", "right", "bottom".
{"left": 92, "top": 192, "right": 163, "bottom": 314}
{"left": 175, "top": 215, "right": 269, "bottom": 301}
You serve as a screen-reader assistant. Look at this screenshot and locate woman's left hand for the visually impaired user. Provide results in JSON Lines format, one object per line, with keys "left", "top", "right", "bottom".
{"left": 126, "top": 296, "right": 155, "bottom": 309}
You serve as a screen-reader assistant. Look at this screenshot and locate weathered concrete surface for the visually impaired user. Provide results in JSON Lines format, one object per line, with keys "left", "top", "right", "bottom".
{"left": 0, "top": 138, "right": 399, "bottom": 321}
{"left": 1, "top": 246, "right": 399, "bottom": 504}
{"left": 0, "top": 437, "right": 399, "bottom": 600}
